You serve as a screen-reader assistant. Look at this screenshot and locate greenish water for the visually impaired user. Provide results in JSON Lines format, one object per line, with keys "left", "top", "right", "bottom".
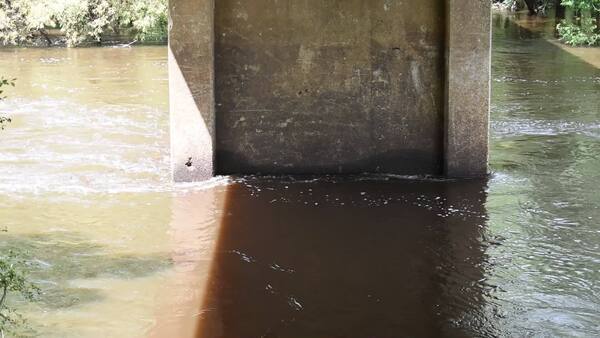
{"left": 0, "top": 14, "right": 598, "bottom": 338}
{"left": 487, "top": 13, "right": 600, "bottom": 336}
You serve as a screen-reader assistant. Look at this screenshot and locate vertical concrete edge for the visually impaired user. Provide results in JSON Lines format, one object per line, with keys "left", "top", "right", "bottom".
{"left": 444, "top": 0, "right": 491, "bottom": 178}
{"left": 169, "top": 0, "right": 216, "bottom": 182}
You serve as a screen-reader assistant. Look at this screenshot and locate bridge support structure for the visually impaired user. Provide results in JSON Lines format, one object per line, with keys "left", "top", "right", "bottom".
{"left": 169, "top": 0, "right": 491, "bottom": 181}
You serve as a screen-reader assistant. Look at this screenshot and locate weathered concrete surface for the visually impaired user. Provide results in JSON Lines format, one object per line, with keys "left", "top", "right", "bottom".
{"left": 169, "top": 0, "right": 215, "bottom": 181}
{"left": 169, "top": 0, "right": 491, "bottom": 179}
{"left": 444, "top": 0, "right": 491, "bottom": 177}
{"left": 214, "top": 0, "right": 445, "bottom": 175}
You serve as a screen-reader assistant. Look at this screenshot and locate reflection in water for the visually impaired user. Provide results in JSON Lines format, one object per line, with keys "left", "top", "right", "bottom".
{"left": 194, "top": 178, "right": 491, "bottom": 338}
{"left": 0, "top": 12, "right": 599, "bottom": 338}
{"left": 150, "top": 185, "right": 227, "bottom": 338}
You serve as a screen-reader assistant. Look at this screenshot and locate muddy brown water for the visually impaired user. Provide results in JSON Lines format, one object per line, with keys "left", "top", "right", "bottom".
{"left": 0, "top": 13, "right": 599, "bottom": 337}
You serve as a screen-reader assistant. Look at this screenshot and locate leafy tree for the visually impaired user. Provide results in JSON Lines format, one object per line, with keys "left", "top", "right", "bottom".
{"left": 0, "top": 0, "right": 49, "bottom": 45}
{"left": 493, "top": 0, "right": 600, "bottom": 45}
{"left": 114, "top": 0, "right": 167, "bottom": 42}
{"left": 0, "top": 0, "right": 168, "bottom": 46}
{"left": 557, "top": 0, "right": 600, "bottom": 45}
{"left": 54, "top": 0, "right": 118, "bottom": 46}
{"left": 493, "top": 0, "right": 555, "bottom": 15}
{"left": 561, "top": 0, "right": 599, "bottom": 10}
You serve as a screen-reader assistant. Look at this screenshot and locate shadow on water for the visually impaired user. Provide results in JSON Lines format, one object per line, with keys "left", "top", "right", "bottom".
{"left": 192, "top": 177, "right": 493, "bottom": 338}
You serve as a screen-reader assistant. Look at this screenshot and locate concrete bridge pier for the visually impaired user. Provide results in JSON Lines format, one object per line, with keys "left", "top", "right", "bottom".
{"left": 169, "top": 0, "right": 491, "bottom": 182}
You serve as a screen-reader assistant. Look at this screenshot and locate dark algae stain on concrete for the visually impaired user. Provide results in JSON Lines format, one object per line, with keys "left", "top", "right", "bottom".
{"left": 169, "top": 0, "right": 491, "bottom": 179}
{"left": 214, "top": 0, "right": 446, "bottom": 175}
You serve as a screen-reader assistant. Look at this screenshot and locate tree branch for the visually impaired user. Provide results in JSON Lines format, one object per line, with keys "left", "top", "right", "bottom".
{"left": 0, "top": 284, "right": 7, "bottom": 309}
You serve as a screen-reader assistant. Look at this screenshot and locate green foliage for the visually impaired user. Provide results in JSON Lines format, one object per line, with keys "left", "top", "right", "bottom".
{"left": 0, "top": 77, "right": 15, "bottom": 100}
{"left": 0, "top": 0, "right": 168, "bottom": 46}
{"left": 0, "top": 77, "right": 15, "bottom": 130}
{"left": 115, "top": 0, "right": 168, "bottom": 42}
{"left": 561, "top": 0, "right": 600, "bottom": 11}
{"left": 493, "top": 0, "right": 556, "bottom": 14}
{"left": 54, "top": 0, "right": 118, "bottom": 46}
{"left": 0, "top": 0, "right": 39, "bottom": 45}
{"left": 0, "top": 250, "right": 39, "bottom": 337}
{"left": 557, "top": 18, "right": 600, "bottom": 45}
{"left": 558, "top": 0, "right": 600, "bottom": 46}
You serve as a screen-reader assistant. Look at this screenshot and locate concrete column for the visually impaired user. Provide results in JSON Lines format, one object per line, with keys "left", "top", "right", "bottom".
{"left": 169, "top": 0, "right": 215, "bottom": 182}
{"left": 444, "top": 0, "right": 491, "bottom": 178}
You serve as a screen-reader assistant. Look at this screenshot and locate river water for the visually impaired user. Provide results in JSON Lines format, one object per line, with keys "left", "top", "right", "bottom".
{"left": 0, "top": 13, "right": 599, "bottom": 338}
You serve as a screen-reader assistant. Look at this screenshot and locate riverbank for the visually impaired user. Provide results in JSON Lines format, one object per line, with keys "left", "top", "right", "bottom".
{"left": 494, "top": 9, "right": 600, "bottom": 69}
{"left": 10, "top": 28, "right": 165, "bottom": 48}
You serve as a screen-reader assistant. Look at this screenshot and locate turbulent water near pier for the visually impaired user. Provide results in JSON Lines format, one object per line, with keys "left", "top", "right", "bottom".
{"left": 0, "top": 13, "right": 599, "bottom": 337}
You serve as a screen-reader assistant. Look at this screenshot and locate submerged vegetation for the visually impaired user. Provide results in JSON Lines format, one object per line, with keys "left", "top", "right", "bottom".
{"left": 494, "top": 0, "right": 600, "bottom": 46}
{"left": 0, "top": 0, "right": 167, "bottom": 46}
{"left": 0, "top": 251, "right": 39, "bottom": 337}
{"left": 0, "top": 232, "right": 173, "bottom": 336}
{"left": 2, "top": 80, "right": 35, "bottom": 337}
{"left": 1, "top": 79, "right": 39, "bottom": 337}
